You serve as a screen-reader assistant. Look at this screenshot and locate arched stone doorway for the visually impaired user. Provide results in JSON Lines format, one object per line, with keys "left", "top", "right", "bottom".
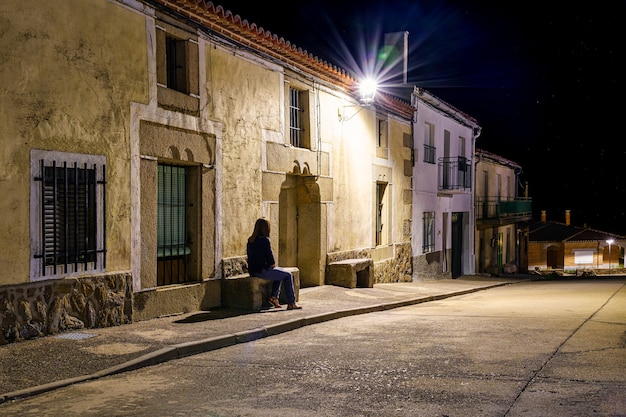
{"left": 278, "top": 173, "right": 325, "bottom": 287}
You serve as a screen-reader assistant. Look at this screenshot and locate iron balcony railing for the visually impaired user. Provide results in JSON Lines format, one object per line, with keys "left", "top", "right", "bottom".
{"left": 438, "top": 156, "right": 471, "bottom": 191}
{"left": 423, "top": 144, "right": 436, "bottom": 164}
{"left": 475, "top": 197, "right": 533, "bottom": 223}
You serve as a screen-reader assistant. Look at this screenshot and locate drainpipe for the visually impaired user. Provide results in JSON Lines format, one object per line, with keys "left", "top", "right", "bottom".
{"left": 315, "top": 83, "right": 322, "bottom": 177}
{"left": 470, "top": 126, "right": 481, "bottom": 275}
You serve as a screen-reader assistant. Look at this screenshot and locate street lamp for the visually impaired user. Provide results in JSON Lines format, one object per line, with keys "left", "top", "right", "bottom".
{"left": 358, "top": 78, "right": 377, "bottom": 104}
{"left": 606, "top": 239, "right": 614, "bottom": 274}
{"left": 338, "top": 78, "right": 379, "bottom": 122}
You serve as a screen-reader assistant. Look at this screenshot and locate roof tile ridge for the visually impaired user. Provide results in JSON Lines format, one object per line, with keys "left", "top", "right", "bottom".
{"left": 188, "top": 1, "right": 354, "bottom": 82}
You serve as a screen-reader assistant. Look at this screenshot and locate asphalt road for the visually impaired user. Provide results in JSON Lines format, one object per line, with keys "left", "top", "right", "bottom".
{"left": 1, "top": 278, "right": 624, "bottom": 417}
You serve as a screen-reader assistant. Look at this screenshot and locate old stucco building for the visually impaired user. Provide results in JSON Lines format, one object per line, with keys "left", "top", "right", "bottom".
{"left": 0, "top": 0, "right": 415, "bottom": 343}
{"left": 474, "top": 148, "right": 532, "bottom": 275}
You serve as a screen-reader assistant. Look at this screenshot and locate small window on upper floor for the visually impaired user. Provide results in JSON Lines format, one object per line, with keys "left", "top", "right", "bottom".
{"left": 376, "top": 114, "right": 389, "bottom": 159}
{"left": 377, "top": 115, "right": 388, "bottom": 148}
{"left": 424, "top": 122, "right": 434, "bottom": 147}
{"left": 288, "top": 87, "right": 311, "bottom": 149}
{"left": 459, "top": 136, "right": 466, "bottom": 159}
{"left": 156, "top": 19, "right": 199, "bottom": 115}
{"left": 423, "top": 122, "right": 436, "bottom": 164}
{"left": 166, "top": 35, "right": 190, "bottom": 94}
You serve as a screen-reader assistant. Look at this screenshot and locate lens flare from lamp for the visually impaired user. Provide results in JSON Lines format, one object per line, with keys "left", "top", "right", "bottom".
{"left": 359, "top": 78, "right": 377, "bottom": 103}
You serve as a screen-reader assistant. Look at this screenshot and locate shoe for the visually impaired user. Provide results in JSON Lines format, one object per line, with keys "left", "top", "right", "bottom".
{"left": 287, "top": 303, "right": 302, "bottom": 310}
{"left": 268, "top": 296, "right": 282, "bottom": 308}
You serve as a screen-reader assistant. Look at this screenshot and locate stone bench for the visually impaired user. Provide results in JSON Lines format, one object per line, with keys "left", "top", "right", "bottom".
{"left": 326, "top": 258, "right": 374, "bottom": 288}
{"left": 221, "top": 267, "right": 300, "bottom": 311}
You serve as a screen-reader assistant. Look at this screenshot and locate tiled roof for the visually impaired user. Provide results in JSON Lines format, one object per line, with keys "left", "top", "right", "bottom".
{"left": 568, "top": 228, "right": 620, "bottom": 242}
{"left": 152, "top": 0, "right": 415, "bottom": 119}
{"left": 529, "top": 220, "right": 624, "bottom": 243}
{"left": 413, "top": 87, "right": 479, "bottom": 128}
{"left": 476, "top": 148, "right": 521, "bottom": 170}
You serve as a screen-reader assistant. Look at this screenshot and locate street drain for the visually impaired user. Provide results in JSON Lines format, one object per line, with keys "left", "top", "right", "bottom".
{"left": 55, "top": 332, "right": 98, "bottom": 340}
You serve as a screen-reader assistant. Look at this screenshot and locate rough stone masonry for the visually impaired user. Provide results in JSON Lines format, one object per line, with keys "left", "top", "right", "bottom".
{"left": 0, "top": 272, "right": 132, "bottom": 345}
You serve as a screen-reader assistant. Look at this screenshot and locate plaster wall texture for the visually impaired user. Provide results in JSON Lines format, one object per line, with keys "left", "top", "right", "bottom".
{"left": 205, "top": 46, "right": 280, "bottom": 258}
{"left": 331, "top": 109, "right": 376, "bottom": 250}
{"left": 0, "top": 0, "right": 148, "bottom": 285}
{"left": 474, "top": 158, "right": 516, "bottom": 199}
{"left": 387, "top": 119, "right": 413, "bottom": 245}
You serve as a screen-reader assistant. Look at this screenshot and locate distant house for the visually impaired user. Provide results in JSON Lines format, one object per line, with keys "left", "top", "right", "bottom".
{"left": 474, "top": 148, "right": 532, "bottom": 275}
{"left": 528, "top": 210, "right": 624, "bottom": 272}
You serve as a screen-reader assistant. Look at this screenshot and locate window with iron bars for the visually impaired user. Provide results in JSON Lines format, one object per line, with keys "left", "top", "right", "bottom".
{"left": 423, "top": 144, "right": 436, "bottom": 164}
{"left": 422, "top": 211, "right": 435, "bottom": 253}
{"left": 289, "top": 87, "right": 303, "bottom": 147}
{"left": 288, "top": 86, "right": 311, "bottom": 149}
{"left": 31, "top": 150, "right": 106, "bottom": 280}
{"left": 157, "top": 164, "right": 191, "bottom": 286}
{"left": 375, "top": 182, "right": 388, "bottom": 246}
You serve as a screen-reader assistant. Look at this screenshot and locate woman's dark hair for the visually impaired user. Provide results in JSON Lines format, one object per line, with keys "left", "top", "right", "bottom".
{"left": 248, "top": 217, "right": 270, "bottom": 243}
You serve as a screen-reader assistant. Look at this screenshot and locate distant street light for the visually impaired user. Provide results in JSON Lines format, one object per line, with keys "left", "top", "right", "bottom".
{"left": 606, "top": 239, "right": 614, "bottom": 274}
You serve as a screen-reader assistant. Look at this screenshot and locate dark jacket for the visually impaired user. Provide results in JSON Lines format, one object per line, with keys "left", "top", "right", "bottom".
{"left": 246, "top": 236, "right": 275, "bottom": 275}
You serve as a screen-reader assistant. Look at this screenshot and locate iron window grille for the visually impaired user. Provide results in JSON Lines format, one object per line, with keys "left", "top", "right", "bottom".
{"left": 289, "top": 87, "right": 303, "bottom": 147}
{"left": 157, "top": 164, "right": 190, "bottom": 285}
{"left": 32, "top": 152, "right": 106, "bottom": 278}
{"left": 375, "top": 182, "right": 387, "bottom": 246}
{"left": 422, "top": 211, "right": 435, "bottom": 253}
{"left": 423, "top": 144, "right": 436, "bottom": 164}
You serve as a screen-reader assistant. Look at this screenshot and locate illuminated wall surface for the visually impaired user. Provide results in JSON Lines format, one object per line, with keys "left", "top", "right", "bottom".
{"left": 0, "top": 0, "right": 416, "bottom": 335}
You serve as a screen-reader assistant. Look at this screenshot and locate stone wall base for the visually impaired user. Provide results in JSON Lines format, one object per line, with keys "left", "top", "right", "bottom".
{"left": 132, "top": 279, "right": 221, "bottom": 322}
{"left": 412, "top": 250, "right": 452, "bottom": 281}
{"left": 374, "top": 242, "right": 412, "bottom": 284}
{"left": 0, "top": 272, "right": 132, "bottom": 345}
{"left": 327, "top": 242, "right": 412, "bottom": 285}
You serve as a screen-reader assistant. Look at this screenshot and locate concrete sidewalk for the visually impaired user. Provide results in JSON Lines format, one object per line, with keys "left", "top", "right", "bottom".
{"left": 0, "top": 275, "right": 533, "bottom": 403}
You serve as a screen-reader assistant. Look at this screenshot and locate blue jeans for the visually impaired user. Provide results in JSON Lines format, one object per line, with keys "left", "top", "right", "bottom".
{"left": 255, "top": 267, "right": 296, "bottom": 304}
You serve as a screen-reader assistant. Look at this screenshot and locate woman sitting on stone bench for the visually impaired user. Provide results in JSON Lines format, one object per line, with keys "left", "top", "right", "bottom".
{"left": 246, "top": 217, "right": 302, "bottom": 310}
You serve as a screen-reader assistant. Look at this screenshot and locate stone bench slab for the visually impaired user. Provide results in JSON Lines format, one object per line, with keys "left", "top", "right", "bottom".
{"left": 222, "top": 267, "right": 299, "bottom": 311}
{"left": 326, "top": 259, "right": 373, "bottom": 289}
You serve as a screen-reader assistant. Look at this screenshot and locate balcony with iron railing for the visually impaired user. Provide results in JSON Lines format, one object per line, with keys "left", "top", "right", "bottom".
{"left": 438, "top": 156, "right": 471, "bottom": 192}
{"left": 475, "top": 196, "right": 533, "bottom": 228}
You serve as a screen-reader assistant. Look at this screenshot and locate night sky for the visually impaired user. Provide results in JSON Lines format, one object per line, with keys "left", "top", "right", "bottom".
{"left": 218, "top": 1, "right": 626, "bottom": 235}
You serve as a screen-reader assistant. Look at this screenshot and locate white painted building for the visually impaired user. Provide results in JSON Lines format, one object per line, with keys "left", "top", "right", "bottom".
{"left": 411, "top": 88, "right": 481, "bottom": 279}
